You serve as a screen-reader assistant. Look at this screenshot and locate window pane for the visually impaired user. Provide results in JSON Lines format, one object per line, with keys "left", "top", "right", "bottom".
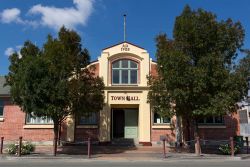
{"left": 130, "top": 61, "right": 138, "bottom": 68}
{"left": 197, "top": 118, "right": 205, "bottom": 124}
{"left": 163, "top": 117, "right": 171, "bottom": 123}
{"left": 79, "top": 112, "right": 97, "bottom": 125}
{"left": 0, "top": 100, "right": 3, "bottom": 116}
{"left": 112, "top": 61, "right": 120, "bottom": 68}
{"left": 121, "top": 70, "right": 128, "bottom": 84}
{"left": 214, "top": 116, "right": 224, "bottom": 123}
{"left": 154, "top": 113, "right": 161, "bottom": 123}
{"left": 130, "top": 70, "right": 137, "bottom": 84}
{"left": 26, "top": 114, "right": 53, "bottom": 124}
{"left": 0, "top": 107, "right": 3, "bottom": 116}
{"left": 205, "top": 116, "right": 213, "bottom": 123}
{"left": 154, "top": 113, "right": 170, "bottom": 124}
{"left": 111, "top": 59, "right": 138, "bottom": 85}
{"left": 121, "top": 60, "right": 128, "bottom": 68}
{"left": 112, "top": 70, "right": 120, "bottom": 84}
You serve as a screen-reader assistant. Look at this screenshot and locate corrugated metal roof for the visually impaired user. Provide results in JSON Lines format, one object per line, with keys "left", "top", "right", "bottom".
{"left": 0, "top": 76, "right": 10, "bottom": 96}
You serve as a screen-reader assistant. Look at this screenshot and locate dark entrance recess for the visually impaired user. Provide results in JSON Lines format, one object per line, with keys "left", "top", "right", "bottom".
{"left": 112, "top": 109, "right": 125, "bottom": 138}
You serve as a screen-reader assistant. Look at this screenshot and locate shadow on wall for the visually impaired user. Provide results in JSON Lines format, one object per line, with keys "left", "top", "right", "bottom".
{"left": 198, "top": 115, "right": 239, "bottom": 140}
{"left": 183, "top": 114, "right": 240, "bottom": 142}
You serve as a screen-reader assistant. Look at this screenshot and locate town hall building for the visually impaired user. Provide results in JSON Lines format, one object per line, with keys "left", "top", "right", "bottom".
{"left": 0, "top": 41, "right": 245, "bottom": 146}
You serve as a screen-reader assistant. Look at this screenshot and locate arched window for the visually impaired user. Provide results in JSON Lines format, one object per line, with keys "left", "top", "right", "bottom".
{"left": 112, "top": 59, "right": 138, "bottom": 84}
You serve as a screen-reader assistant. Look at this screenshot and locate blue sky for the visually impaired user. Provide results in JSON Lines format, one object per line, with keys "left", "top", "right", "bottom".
{"left": 0, "top": 0, "right": 250, "bottom": 75}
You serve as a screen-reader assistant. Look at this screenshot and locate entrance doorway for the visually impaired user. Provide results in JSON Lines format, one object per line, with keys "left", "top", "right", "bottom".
{"left": 112, "top": 108, "right": 138, "bottom": 139}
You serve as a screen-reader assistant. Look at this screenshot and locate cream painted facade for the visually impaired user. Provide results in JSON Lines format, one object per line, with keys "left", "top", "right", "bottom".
{"left": 64, "top": 41, "right": 173, "bottom": 145}
{"left": 98, "top": 42, "right": 153, "bottom": 144}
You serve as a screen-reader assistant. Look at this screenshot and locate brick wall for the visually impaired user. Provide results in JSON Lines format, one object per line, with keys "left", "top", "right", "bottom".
{"left": 74, "top": 128, "right": 99, "bottom": 141}
{"left": 182, "top": 113, "right": 240, "bottom": 142}
{"left": 151, "top": 113, "right": 240, "bottom": 144}
{"left": 0, "top": 98, "right": 59, "bottom": 142}
{"left": 0, "top": 97, "right": 100, "bottom": 143}
{"left": 0, "top": 104, "right": 54, "bottom": 141}
{"left": 197, "top": 114, "right": 240, "bottom": 140}
{"left": 150, "top": 63, "right": 158, "bottom": 77}
{"left": 151, "top": 128, "right": 176, "bottom": 143}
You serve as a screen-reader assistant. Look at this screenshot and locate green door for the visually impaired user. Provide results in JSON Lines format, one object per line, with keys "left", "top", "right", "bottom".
{"left": 124, "top": 109, "right": 138, "bottom": 139}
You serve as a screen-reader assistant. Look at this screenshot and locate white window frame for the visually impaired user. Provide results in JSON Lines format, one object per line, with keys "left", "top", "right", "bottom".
{"left": 112, "top": 59, "right": 138, "bottom": 85}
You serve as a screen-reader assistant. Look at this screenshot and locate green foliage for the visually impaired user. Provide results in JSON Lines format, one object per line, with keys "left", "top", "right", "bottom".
{"left": 218, "top": 144, "right": 240, "bottom": 155}
{"left": 21, "top": 142, "right": 35, "bottom": 155}
{"left": 148, "top": 5, "right": 248, "bottom": 137}
{"left": 236, "top": 50, "right": 250, "bottom": 94}
{"left": 6, "top": 144, "right": 16, "bottom": 154}
{"left": 6, "top": 142, "right": 35, "bottom": 155}
{"left": 69, "top": 68, "right": 105, "bottom": 116}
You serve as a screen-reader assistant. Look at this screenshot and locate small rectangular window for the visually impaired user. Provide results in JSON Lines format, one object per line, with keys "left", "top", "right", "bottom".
{"left": 153, "top": 113, "right": 170, "bottom": 124}
{"left": 214, "top": 116, "right": 223, "bottom": 124}
{"left": 26, "top": 114, "right": 53, "bottom": 124}
{"left": 79, "top": 112, "right": 98, "bottom": 125}
{"left": 206, "top": 116, "right": 214, "bottom": 124}
{"left": 0, "top": 100, "right": 3, "bottom": 117}
{"left": 198, "top": 116, "right": 224, "bottom": 124}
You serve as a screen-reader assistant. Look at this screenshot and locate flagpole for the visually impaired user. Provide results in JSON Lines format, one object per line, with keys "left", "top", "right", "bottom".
{"left": 123, "top": 14, "right": 126, "bottom": 42}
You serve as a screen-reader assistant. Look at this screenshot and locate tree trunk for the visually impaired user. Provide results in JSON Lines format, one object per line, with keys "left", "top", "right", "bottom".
{"left": 193, "top": 119, "right": 199, "bottom": 138}
{"left": 186, "top": 118, "right": 191, "bottom": 145}
{"left": 53, "top": 122, "right": 59, "bottom": 156}
{"left": 73, "top": 114, "right": 76, "bottom": 143}
{"left": 58, "top": 122, "right": 61, "bottom": 146}
{"left": 193, "top": 119, "right": 201, "bottom": 155}
{"left": 175, "top": 115, "right": 182, "bottom": 148}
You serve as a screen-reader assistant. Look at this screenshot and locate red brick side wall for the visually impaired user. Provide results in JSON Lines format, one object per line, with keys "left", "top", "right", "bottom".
{"left": 0, "top": 100, "right": 101, "bottom": 142}
{"left": 74, "top": 128, "right": 99, "bottom": 141}
{"left": 197, "top": 114, "right": 240, "bottom": 140}
{"left": 151, "top": 128, "right": 176, "bottom": 143}
{"left": 151, "top": 113, "right": 240, "bottom": 143}
{"left": 0, "top": 103, "right": 54, "bottom": 141}
{"left": 150, "top": 63, "right": 158, "bottom": 77}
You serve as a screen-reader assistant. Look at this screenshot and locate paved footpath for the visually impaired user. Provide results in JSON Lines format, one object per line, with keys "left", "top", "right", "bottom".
{"left": 0, "top": 159, "right": 250, "bottom": 167}
{"left": 1, "top": 145, "right": 250, "bottom": 161}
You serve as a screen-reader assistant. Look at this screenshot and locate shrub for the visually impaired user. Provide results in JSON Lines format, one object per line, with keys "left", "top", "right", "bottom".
{"left": 218, "top": 144, "right": 240, "bottom": 155}
{"left": 6, "top": 144, "right": 16, "bottom": 154}
{"left": 22, "top": 142, "right": 35, "bottom": 154}
{"left": 6, "top": 142, "right": 35, "bottom": 155}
